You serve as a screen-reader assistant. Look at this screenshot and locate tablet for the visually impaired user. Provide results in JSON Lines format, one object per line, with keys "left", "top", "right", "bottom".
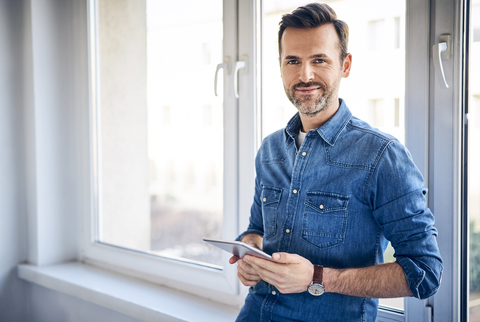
{"left": 203, "top": 237, "right": 274, "bottom": 262}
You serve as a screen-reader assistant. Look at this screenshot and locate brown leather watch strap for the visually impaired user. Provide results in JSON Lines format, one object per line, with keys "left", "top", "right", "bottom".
{"left": 312, "top": 265, "right": 323, "bottom": 284}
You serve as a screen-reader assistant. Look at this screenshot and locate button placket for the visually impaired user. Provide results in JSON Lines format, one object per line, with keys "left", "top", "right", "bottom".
{"left": 279, "top": 135, "right": 313, "bottom": 252}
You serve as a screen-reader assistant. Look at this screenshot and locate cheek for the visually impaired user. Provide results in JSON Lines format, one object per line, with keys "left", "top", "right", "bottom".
{"left": 284, "top": 76, "right": 297, "bottom": 89}
{"left": 281, "top": 68, "right": 295, "bottom": 83}
{"left": 280, "top": 76, "right": 291, "bottom": 89}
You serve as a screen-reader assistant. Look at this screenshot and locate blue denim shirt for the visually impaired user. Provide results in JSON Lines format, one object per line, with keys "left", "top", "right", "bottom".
{"left": 236, "top": 100, "right": 443, "bottom": 322}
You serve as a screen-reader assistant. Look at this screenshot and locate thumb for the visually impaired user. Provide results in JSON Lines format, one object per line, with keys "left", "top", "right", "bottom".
{"left": 272, "top": 252, "right": 291, "bottom": 263}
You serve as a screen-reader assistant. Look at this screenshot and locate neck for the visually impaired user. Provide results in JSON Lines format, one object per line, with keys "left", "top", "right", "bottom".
{"left": 299, "top": 98, "right": 340, "bottom": 132}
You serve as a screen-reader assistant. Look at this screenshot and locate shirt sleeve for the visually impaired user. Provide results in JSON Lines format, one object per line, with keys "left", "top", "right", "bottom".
{"left": 368, "top": 140, "right": 443, "bottom": 299}
{"left": 236, "top": 149, "right": 265, "bottom": 241}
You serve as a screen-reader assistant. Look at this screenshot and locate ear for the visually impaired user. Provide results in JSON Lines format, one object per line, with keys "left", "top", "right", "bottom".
{"left": 342, "top": 53, "right": 352, "bottom": 78}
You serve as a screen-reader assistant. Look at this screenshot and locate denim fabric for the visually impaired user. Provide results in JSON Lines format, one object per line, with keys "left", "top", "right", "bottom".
{"left": 236, "top": 100, "right": 443, "bottom": 322}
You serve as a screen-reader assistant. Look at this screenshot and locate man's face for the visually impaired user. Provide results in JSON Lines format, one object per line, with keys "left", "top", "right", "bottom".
{"left": 279, "top": 24, "right": 350, "bottom": 116}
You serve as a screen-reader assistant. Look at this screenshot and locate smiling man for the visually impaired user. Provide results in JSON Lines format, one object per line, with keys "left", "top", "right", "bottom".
{"left": 229, "top": 3, "right": 443, "bottom": 322}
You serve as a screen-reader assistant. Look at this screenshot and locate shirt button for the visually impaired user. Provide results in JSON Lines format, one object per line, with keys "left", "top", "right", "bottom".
{"left": 293, "top": 189, "right": 298, "bottom": 194}
{"left": 286, "top": 229, "right": 291, "bottom": 234}
{"left": 263, "top": 198, "right": 266, "bottom": 202}
{"left": 319, "top": 204, "right": 324, "bottom": 209}
{"left": 302, "top": 152, "right": 307, "bottom": 156}
{"left": 272, "top": 291, "right": 276, "bottom": 295}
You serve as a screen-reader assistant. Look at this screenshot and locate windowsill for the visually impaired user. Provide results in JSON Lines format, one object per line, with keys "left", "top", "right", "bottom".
{"left": 18, "top": 262, "right": 240, "bottom": 321}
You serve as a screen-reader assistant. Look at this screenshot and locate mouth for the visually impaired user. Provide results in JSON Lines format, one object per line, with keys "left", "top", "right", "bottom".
{"left": 295, "top": 86, "right": 321, "bottom": 95}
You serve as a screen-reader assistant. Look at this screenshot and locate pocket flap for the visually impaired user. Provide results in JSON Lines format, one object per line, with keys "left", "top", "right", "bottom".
{"left": 261, "top": 186, "right": 282, "bottom": 206}
{"left": 304, "top": 191, "right": 349, "bottom": 212}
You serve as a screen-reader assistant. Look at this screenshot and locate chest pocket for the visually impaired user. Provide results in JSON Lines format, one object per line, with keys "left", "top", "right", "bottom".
{"left": 261, "top": 186, "right": 282, "bottom": 240}
{"left": 302, "top": 191, "right": 349, "bottom": 249}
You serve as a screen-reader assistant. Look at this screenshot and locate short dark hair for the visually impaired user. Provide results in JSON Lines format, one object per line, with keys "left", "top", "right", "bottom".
{"left": 278, "top": 3, "right": 349, "bottom": 62}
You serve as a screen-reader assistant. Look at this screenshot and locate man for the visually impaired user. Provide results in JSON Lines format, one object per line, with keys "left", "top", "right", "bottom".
{"left": 229, "top": 3, "right": 443, "bottom": 321}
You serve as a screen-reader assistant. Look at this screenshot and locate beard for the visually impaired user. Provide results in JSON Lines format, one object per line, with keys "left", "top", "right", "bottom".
{"left": 285, "top": 74, "right": 341, "bottom": 116}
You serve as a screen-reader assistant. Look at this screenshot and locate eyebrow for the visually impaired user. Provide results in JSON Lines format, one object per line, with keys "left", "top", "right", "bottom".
{"left": 284, "top": 54, "right": 330, "bottom": 60}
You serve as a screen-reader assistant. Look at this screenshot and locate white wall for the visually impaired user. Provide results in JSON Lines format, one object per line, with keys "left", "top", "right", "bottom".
{"left": 0, "top": 0, "right": 140, "bottom": 320}
{"left": 0, "top": 0, "right": 30, "bottom": 320}
{"left": 29, "top": 283, "right": 140, "bottom": 322}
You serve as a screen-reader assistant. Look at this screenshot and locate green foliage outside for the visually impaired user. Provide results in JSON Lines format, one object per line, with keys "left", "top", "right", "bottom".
{"left": 471, "top": 222, "right": 480, "bottom": 292}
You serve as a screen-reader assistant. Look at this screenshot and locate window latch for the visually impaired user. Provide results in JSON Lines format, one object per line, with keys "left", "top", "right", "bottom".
{"left": 214, "top": 59, "right": 230, "bottom": 96}
{"left": 233, "top": 60, "right": 246, "bottom": 98}
{"left": 432, "top": 34, "right": 451, "bottom": 89}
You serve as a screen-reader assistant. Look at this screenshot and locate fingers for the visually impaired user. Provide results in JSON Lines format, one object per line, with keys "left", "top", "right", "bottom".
{"left": 245, "top": 253, "right": 314, "bottom": 294}
{"left": 236, "top": 258, "right": 261, "bottom": 287}
{"left": 233, "top": 253, "right": 314, "bottom": 293}
{"left": 238, "top": 271, "right": 260, "bottom": 287}
{"left": 245, "top": 255, "right": 279, "bottom": 272}
{"left": 229, "top": 255, "right": 240, "bottom": 264}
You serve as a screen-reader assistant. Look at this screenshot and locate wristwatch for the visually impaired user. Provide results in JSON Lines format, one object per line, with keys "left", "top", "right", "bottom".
{"left": 307, "top": 265, "right": 325, "bottom": 296}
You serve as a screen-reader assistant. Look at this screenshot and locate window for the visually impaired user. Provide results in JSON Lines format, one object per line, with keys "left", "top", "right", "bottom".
{"left": 84, "top": 0, "right": 257, "bottom": 303}
{"left": 368, "top": 98, "right": 385, "bottom": 128}
{"left": 92, "top": 0, "right": 226, "bottom": 265}
{"left": 394, "top": 17, "right": 401, "bottom": 49}
{"left": 473, "top": 4, "right": 480, "bottom": 42}
{"left": 368, "top": 19, "right": 386, "bottom": 51}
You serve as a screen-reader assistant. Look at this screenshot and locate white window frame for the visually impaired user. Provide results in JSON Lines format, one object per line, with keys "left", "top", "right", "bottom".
{"left": 402, "top": 0, "right": 464, "bottom": 321}
{"left": 79, "top": 0, "right": 259, "bottom": 305}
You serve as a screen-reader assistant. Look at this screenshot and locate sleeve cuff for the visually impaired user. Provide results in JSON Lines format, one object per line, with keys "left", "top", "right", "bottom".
{"left": 396, "top": 256, "right": 442, "bottom": 299}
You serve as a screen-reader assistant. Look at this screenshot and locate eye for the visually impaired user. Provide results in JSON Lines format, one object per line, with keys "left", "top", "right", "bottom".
{"left": 314, "top": 59, "right": 325, "bottom": 64}
{"left": 287, "top": 60, "right": 299, "bottom": 65}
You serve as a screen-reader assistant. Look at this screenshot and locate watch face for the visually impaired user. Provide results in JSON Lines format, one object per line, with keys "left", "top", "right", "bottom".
{"left": 308, "top": 284, "right": 325, "bottom": 296}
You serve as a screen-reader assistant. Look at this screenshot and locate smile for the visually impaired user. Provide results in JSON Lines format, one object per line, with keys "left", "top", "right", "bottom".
{"left": 295, "top": 87, "right": 321, "bottom": 95}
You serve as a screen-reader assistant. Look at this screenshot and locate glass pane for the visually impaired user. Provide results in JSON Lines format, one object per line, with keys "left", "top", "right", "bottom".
{"left": 469, "top": 1, "right": 480, "bottom": 320}
{"left": 262, "top": 0, "right": 405, "bottom": 312}
{"left": 95, "top": 0, "right": 224, "bottom": 266}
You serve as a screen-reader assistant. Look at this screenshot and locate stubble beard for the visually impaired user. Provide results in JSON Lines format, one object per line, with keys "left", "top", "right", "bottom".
{"left": 285, "top": 75, "right": 341, "bottom": 116}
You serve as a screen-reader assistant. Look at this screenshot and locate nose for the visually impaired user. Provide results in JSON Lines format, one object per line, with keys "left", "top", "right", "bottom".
{"left": 299, "top": 63, "right": 314, "bottom": 83}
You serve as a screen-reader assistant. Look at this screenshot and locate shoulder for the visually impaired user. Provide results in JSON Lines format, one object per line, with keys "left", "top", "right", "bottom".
{"left": 345, "top": 116, "right": 409, "bottom": 163}
{"left": 257, "top": 128, "right": 291, "bottom": 164}
{"left": 346, "top": 116, "right": 398, "bottom": 143}
{"left": 327, "top": 116, "right": 403, "bottom": 172}
{"left": 262, "top": 128, "right": 286, "bottom": 144}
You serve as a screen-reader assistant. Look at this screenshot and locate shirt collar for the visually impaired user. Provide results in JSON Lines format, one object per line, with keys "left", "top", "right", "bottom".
{"left": 285, "top": 99, "right": 352, "bottom": 147}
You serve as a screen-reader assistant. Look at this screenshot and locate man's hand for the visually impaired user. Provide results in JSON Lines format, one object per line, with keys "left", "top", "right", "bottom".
{"left": 228, "top": 233, "right": 264, "bottom": 287}
{"left": 229, "top": 255, "right": 262, "bottom": 286}
{"left": 244, "top": 252, "right": 314, "bottom": 294}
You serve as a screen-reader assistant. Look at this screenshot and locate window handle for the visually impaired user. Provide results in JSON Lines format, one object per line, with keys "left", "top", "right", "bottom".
{"left": 432, "top": 34, "right": 451, "bottom": 89}
{"left": 233, "top": 60, "right": 246, "bottom": 98}
{"left": 214, "top": 61, "right": 229, "bottom": 96}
